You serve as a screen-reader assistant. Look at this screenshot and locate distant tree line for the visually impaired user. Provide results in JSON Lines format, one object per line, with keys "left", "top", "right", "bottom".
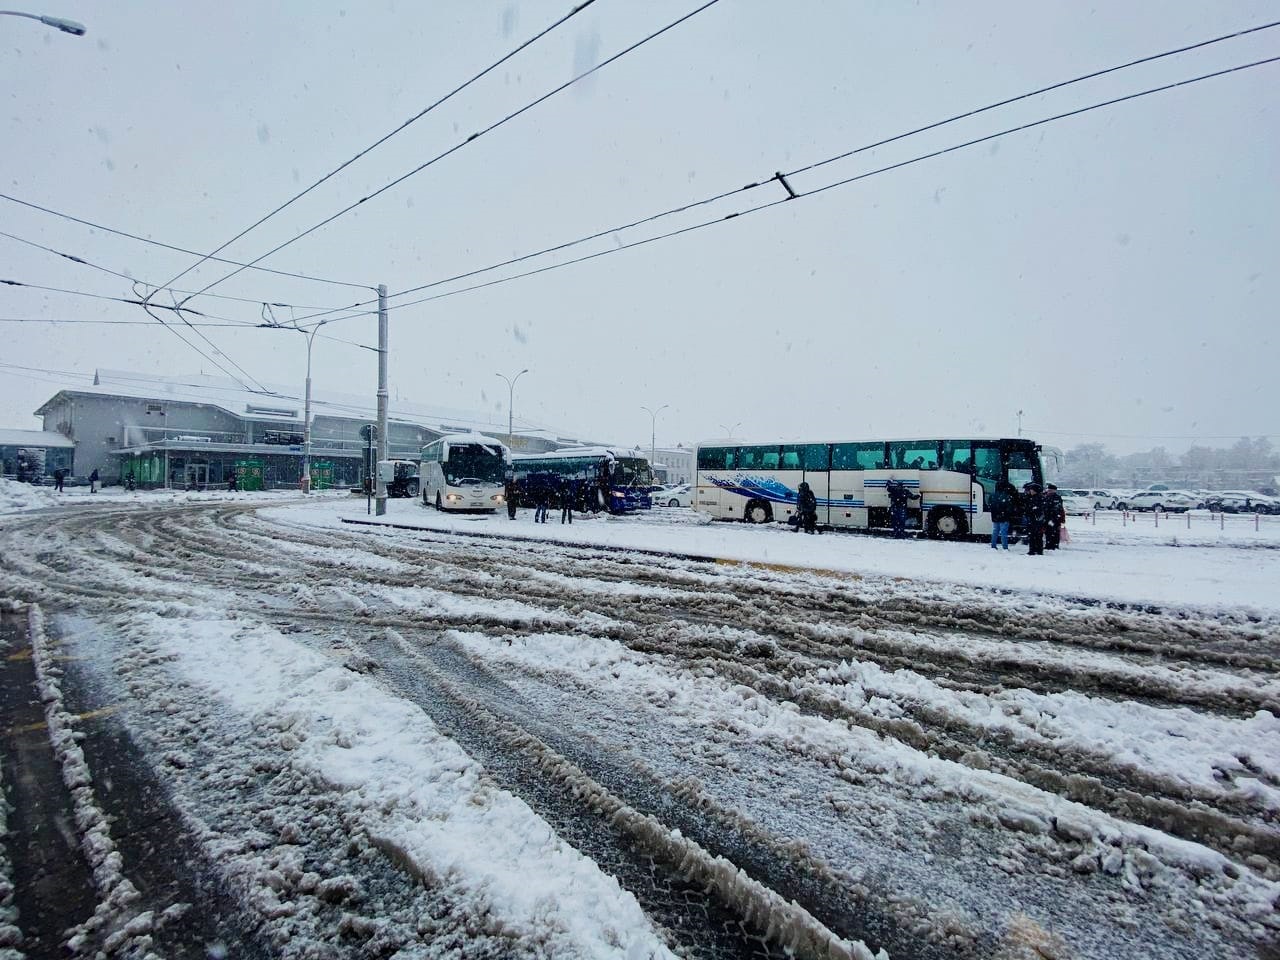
{"left": 1061, "top": 437, "right": 1278, "bottom": 492}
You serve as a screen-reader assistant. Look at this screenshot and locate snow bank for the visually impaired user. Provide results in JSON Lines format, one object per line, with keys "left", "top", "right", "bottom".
{"left": 138, "top": 614, "right": 678, "bottom": 959}
{"left": 0, "top": 603, "right": 24, "bottom": 958}
{"left": 267, "top": 498, "right": 1280, "bottom": 615}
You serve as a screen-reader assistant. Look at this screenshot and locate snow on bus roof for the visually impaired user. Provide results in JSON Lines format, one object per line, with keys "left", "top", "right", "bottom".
{"left": 692, "top": 436, "right": 1035, "bottom": 447}
{"left": 431, "top": 432, "right": 508, "bottom": 451}
{"left": 512, "top": 446, "right": 648, "bottom": 461}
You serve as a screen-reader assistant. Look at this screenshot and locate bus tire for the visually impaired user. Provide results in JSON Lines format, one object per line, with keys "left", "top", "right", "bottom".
{"left": 928, "top": 507, "right": 968, "bottom": 539}
{"left": 435, "top": 492, "right": 444, "bottom": 512}
{"left": 744, "top": 499, "right": 773, "bottom": 524}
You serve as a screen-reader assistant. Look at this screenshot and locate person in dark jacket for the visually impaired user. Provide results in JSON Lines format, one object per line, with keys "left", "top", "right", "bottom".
{"left": 534, "top": 480, "right": 549, "bottom": 523}
{"left": 89, "top": 468, "right": 99, "bottom": 493}
{"left": 988, "top": 480, "right": 1016, "bottom": 550}
{"left": 560, "top": 480, "right": 574, "bottom": 525}
{"left": 1043, "top": 483, "right": 1065, "bottom": 550}
{"left": 795, "top": 481, "right": 818, "bottom": 534}
{"left": 54, "top": 469, "right": 65, "bottom": 492}
{"left": 886, "top": 478, "right": 919, "bottom": 539}
{"left": 1023, "top": 482, "right": 1046, "bottom": 556}
{"left": 505, "top": 478, "right": 518, "bottom": 519}
{"left": 227, "top": 471, "right": 239, "bottom": 493}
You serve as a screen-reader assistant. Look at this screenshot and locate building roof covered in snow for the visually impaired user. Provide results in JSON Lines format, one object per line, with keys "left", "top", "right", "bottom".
{"left": 0, "top": 428, "right": 76, "bottom": 448}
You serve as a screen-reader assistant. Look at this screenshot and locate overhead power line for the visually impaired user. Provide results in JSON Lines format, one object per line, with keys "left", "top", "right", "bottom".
{"left": 153, "top": 0, "right": 601, "bottom": 299}
{"left": 375, "top": 17, "right": 1280, "bottom": 307}
{"left": 177, "top": 0, "right": 724, "bottom": 307}
{"left": 375, "top": 53, "right": 1280, "bottom": 313}
{"left": 0, "top": 192, "right": 374, "bottom": 290}
{"left": 0, "top": 228, "right": 370, "bottom": 315}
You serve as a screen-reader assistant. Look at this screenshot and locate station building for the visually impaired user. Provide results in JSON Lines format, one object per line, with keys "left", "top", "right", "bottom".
{"left": 27, "top": 370, "right": 594, "bottom": 489}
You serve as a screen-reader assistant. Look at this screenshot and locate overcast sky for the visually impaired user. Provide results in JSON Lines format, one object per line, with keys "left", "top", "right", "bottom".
{"left": 2, "top": 0, "right": 1276, "bottom": 454}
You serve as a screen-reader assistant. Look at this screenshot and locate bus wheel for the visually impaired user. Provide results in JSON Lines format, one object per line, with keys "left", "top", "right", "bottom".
{"left": 745, "top": 500, "right": 773, "bottom": 524}
{"left": 435, "top": 492, "right": 444, "bottom": 512}
{"left": 928, "top": 507, "right": 968, "bottom": 539}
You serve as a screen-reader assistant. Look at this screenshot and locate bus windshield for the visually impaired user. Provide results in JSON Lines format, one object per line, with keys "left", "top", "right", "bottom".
{"left": 613, "top": 458, "right": 653, "bottom": 487}
{"left": 444, "top": 444, "right": 504, "bottom": 485}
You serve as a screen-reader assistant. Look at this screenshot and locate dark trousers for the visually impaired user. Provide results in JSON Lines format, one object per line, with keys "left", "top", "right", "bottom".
{"left": 535, "top": 505, "right": 548, "bottom": 523}
{"left": 507, "top": 500, "right": 517, "bottom": 519}
{"left": 561, "top": 505, "right": 572, "bottom": 524}
{"left": 1045, "top": 522, "right": 1061, "bottom": 550}
{"left": 1027, "top": 523, "right": 1045, "bottom": 555}
{"left": 891, "top": 506, "right": 908, "bottom": 538}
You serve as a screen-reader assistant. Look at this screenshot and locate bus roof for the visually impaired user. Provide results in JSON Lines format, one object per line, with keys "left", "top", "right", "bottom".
{"left": 428, "top": 433, "right": 508, "bottom": 453}
{"left": 512, "top": 446, "right": 648, "bottom": 462}
{"left": 693, "top": 436, "right": 1036, "bottom": 448}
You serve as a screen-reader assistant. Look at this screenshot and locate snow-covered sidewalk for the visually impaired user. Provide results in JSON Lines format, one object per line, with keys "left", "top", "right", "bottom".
{"left": 269, "top": 499, "right": 1280, "bottom": 616}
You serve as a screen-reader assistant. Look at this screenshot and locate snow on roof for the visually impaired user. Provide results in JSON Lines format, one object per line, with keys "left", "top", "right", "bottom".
{"left": 513, "top": 446, "right": 649, "bottom": 461}
{"left": 0, "top": 428, "right": 75, "bottom": 448}
{"left": 34, "top": 369, "right": 591, "bottom": 440}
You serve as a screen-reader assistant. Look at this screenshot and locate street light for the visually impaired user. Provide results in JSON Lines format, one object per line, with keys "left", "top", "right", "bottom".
{"left": 1016, "top": 409, "right": 1024, "bottom": 438}
{"left": 260, "top": 317, "right": 377, "bottom": 492}
{"left": 495, "top": 369, "right": 529, "bottom": 447}
{"left": 0, "top": 10, "right": 86, "bottom": 34}
{"left": 641, "top": 404, "right": 669, "bottom": 473}
{"left": 719, "top": 422, "right": 741, "bottom": 439}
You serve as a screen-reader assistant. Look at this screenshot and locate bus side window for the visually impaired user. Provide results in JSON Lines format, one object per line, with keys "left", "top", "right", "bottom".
{"left": 738, "top": 446, "right": 759, "bottom": 470}
{"left": 888, "top": 441, "right": 940, "bottom": 470}
{"left": 780, "top": 446, "right": 802, "bottom": 470}
{"left": 761, "top": 448, "right": 780, "bottom": 470}
{"left": 941, "top": 440, "right": 972, "bottom": 473}
{"left": 803, "top": 444, "right": 830, "bottom": 471}
{"left": 832, "top": 442, "right": 883, "bottom": 470}
{"left": 698, "top": 446, "right": 735, "bottom": 470}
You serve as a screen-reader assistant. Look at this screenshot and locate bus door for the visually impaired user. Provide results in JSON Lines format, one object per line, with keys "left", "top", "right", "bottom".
{"left": 830, "top": 442, "right": 883, "bottom": 529}
{"left": 800, "top": 443, "right": 831, "bottom": 526}
{"left": 775, "top": 446, "right": 803, "bottom": 524}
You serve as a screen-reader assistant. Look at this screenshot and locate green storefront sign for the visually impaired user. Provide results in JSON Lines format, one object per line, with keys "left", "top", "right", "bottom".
{"left": 234, "top": 458, "right": 264, "bottom": 491}
{"left": 310, "top": 461, "right": 334, "bottom": 490}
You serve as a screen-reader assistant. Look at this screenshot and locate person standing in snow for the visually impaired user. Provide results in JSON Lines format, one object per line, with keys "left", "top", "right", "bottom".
{"left": 533, "top": 479, "right": 549, "bottom": 524}
{"left": 1022, "top": 482, "right": 1046, "bottom": 556}
{"left": 559, "top": 479, "right": 574, "bottom": 525}
{"left": 795, "top": 481, "right": 818, "bottom": 534}
{"left": 227, "top": 471, "right": 239, "bottom": 493}
{"left": 89, "top": 468, "right": 99, "bottom": 494}
{"left": 886, "top": 478, "right": 918, "bottom": 539}
{"left": 988, "top": 480, "right": 1016, "bottom": 550}
{"left": 53, "top": 469, "right": 65, "bottom": 492}
{"left": 1043, "top": 483, "right": 1065, "bottom": 550}
{"left": 505, "top": 477, "right": 518, "bottom": 519}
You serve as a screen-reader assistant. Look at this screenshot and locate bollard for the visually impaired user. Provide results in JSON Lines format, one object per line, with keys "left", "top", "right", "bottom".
{"left": 1187, "top": 511, "right": 1191, "bottom": 530}
{"left": 1154, "top": 510, "right": 1159, "bottom": 528}
{"left": 1257, "top": 512, "right": 1261, "bottom": 532}
{"left": 1092, "top": 510, "right": 1096, "bottom": 526}
{"left": 1220, "top": 511, "right": 1224, "bottom": 531}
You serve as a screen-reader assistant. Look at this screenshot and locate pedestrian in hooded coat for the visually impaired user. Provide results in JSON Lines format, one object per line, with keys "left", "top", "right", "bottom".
{"left": 795, "top": 481, "right": 818, "bottom": 534}
{"left": 1044, "top": 484, "right": 1065, "bottom": 550}
{"left": 886, "top": 478, "right": 919, "bottom": 539}
{"left": 988, "top": 480, "right": 1016, "bottom": 550}
{"left": 89, "top": 468, "right": 99, "bottom": 494}
{"left": 534, "top": 481, "right": 549, "bottom": 523}
{"left": 54, "top": 469, "right": 65, "bottom": 492}
{"left": 1023, "top": 483, "right": 1046, "bottom": 556}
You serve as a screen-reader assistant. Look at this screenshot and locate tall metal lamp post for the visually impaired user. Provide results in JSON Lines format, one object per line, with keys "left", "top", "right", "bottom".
{"left": 719, "top": 422, "right": 741, "bottom": 439}
{"left": 642, "top": 404, "right": 669, "bottom": 473}
{"left": 496, "top": 369, "right": 529, "bottom": 447}
{"left": 0, "top": 10, "right": 85, "bottom": 33}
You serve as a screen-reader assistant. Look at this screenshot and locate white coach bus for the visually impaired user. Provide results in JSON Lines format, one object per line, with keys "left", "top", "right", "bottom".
{"left": 419, "top": 434, "right": 508, "bottom": 512}
{"left": 694, "top": 437, "right": 1050, "bottom": 538}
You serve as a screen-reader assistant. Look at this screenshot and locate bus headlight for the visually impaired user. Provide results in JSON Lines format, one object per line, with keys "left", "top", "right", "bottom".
{"left": 446, "top": 494, "right": 461, "bottom": 502}
{"left": 492, "top": 494, "right": 504, "bottom": 502}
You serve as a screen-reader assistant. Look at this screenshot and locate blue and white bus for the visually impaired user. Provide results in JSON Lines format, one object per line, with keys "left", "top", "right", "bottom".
{"left": 694, "top": 437, "right": 1048, "bottom": 538}
{"left": 420, "top": 434, "right": 508, "bottom": 512}
{"left": 512, "top": 447, "right": 654, "bottom": 514}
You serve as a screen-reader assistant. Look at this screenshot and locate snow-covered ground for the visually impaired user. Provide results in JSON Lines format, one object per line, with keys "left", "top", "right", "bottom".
{"left": 269, "top": 497, "right": 1280, "bottom": 616}
{"left": 1, "top": 495, "right": 1276, "bottom": 957}
{"left": 0, "top": 476, "right": 324, "bottom": 518}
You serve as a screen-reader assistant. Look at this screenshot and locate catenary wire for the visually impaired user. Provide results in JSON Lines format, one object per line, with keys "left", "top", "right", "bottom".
{"left": 176, "top": 0, "right": 723, "bottom": 308}
{"left": 0, "top": 229, "right": 369, "bottom": 314}
{"left": 375, "top": 54, "right": 1280, "bottom": 313}
{"left": 0, "top": 192, "right": 374, "bottom": 290}
{"left": 376, "top": 18, "right": 1280, "bottom": 306}
{"left": 153, "top": 0, "right": 601, "bottom": 298}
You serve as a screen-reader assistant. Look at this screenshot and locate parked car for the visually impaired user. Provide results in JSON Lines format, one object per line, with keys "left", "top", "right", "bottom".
{"left": 1127, "top": 490, "right": 1198, "bottom": 513}
{"left": 1202, "top": 492, "right": 1277, "bottom": 514}
{"left": 650, "top": 484, "right": 692, "bottom": 508}
{"left": 1059, "top": 493, "right": 1094, "bottom": 516}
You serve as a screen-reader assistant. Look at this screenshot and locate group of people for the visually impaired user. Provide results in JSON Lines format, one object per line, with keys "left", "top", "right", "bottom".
{"left": 505, "top": 476, "right": 580, "bottom": 524}
{"left": 989, "top": 481, "right": 1067, "bottom": 555}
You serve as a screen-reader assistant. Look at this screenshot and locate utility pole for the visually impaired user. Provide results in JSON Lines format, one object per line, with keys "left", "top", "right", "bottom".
{"left": 301, "top": 325, "right": 318, "bottom": 493}
{"left": 642, "top": 404, "right": 669, "bottom": 473}
{"left": 375, "top": 283, "right": 389, "bottom": 516}
{"left": 1016, "top": 409, "right": 1024, "bottom": 438}
{"left": 496, "top": 369, "right": 529, "bottom": 447}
